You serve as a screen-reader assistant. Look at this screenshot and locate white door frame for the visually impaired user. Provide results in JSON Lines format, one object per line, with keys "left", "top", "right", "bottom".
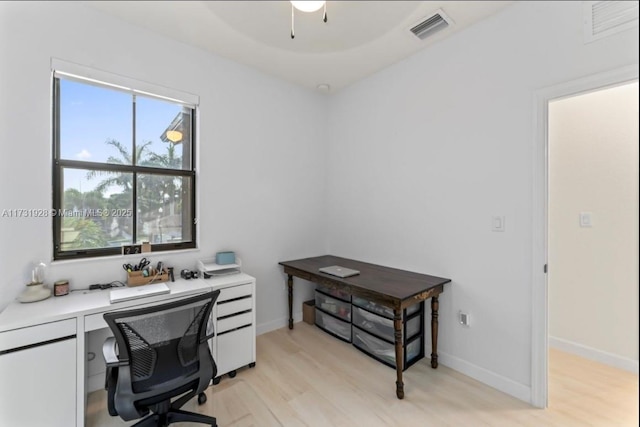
{"left": 531, "top": 64, "right": 639, "bottom": 408}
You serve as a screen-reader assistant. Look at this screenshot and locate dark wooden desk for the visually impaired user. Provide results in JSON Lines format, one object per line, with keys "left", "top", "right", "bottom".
{"left": 279, "top": 255, "right": 451, "bottom": 399}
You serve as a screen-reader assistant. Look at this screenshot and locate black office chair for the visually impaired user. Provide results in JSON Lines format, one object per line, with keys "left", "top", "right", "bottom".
{"left": 103, "top": 290, "right": 220, "bottom": 427}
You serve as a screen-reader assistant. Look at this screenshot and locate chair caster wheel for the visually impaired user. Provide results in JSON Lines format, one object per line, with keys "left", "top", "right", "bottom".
{"left": 212, "top": 377, "right": 221, "bottom": 385}
{"left": 198, "top": 392, "right": 207, "bottom": 405}
{"left": 228, "top": 370, "right": 237, "bottom": 378}
{"left": 249, "top": 362, "right": 256, "bottom": 368}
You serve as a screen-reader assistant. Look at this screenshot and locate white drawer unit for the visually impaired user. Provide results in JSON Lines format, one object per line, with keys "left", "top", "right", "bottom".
{"left": 0, "top": 319, "right": 77, "bottom": 426}
{"left": 212, "top": 281, "right": 256, "bottom": 383}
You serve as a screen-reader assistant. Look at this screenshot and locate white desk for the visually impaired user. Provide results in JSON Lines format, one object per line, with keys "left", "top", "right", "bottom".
{"left": 0, "top": 273, "right": 256, "bottom": 427}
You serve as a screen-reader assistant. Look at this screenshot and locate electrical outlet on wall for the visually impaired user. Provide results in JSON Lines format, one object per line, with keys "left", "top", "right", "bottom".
{"left": 492, "top": 216, "right": 506, "bottom": 232}
{"left": 458, "top": 311, "right": 470, "bottom": 327}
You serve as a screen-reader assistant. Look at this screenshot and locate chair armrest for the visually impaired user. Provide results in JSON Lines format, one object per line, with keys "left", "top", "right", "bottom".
{"left": 102, "top": 337, "right": 121, "bottom": 366}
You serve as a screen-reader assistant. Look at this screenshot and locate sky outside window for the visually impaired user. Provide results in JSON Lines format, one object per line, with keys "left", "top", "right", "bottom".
{"left": 59, "top": 79, "right": 185, "bottom": 194}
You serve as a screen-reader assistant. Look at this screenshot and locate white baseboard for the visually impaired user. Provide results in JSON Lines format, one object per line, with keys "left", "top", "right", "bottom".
{"left": 256, "top": 311, "right": 303, "bottom": 336}
{"left": 438, "top": 352, "right": 532, "bottom": 404}
{"left": 549, "top": 336, "right": 639, "bottom": 374}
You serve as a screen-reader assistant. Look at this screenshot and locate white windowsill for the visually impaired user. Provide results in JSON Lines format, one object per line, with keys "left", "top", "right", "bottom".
{"left": 50, "top": 247, "right": 201, "bottom": 265}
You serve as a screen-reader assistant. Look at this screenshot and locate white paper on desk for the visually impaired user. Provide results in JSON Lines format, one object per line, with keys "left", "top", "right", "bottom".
{"left": 109, "top": 283, "right": 170, "bottom": 303}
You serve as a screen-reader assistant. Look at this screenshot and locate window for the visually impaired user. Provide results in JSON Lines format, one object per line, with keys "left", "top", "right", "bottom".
{"left": 52, "top": 74, "right": 196, "bottom": 260}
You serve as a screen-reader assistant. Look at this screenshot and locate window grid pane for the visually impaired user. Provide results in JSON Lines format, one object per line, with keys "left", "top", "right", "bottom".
{"left": 60, "top": 168, "right": 134, "bottom": 252}
{"left": 59, "top": 79, "right": 133, "bottom": 165}
{"left": 136, "top": 174, "right": 193, "bottom": 245}
{"left": 135, "top": 96, "right": 192, "bottom": 170}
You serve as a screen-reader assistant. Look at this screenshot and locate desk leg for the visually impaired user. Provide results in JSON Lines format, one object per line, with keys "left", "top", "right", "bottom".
{"left": 394, "top": 309, "right": 404, "bottom": 399}
{"left": 287, "top": 274, "right": 294, "bottom": 330}
{"left": 431, "top": 296, "right": 439, "bottom": 369}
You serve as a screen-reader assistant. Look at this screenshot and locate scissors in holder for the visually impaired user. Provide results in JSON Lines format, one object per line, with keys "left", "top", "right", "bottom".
{"left": 123, "top": 263, "right": 134, "bottom": 272}
{"left": 136, "top": 257, "right": 150, "bottom": 271}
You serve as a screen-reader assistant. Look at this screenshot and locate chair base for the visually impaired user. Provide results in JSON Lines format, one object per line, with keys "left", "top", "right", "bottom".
{"left": 132, "top": 408, "right": 217, "bottom": 427}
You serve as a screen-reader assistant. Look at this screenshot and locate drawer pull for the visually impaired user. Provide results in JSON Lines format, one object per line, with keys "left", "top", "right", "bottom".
{"left": 218, "top": 295, "right": 251, "bottom": 304}
{"left": 217, "top": 309, "right": 252, "bottom": 321}
{"left": 0, "top": 334, "right": 76, "bottom": 356}
{"left": 217, "top": 324, "right": 252, "bottom": 336}
{"left": 219, "top": 283, "right": 252, "bottom": 302}
{"left": 217, "top": 311, "right": 253, "bottom": 333}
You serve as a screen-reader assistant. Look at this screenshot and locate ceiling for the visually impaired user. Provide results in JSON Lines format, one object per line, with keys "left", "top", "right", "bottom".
{"left": 86, "top": 1, "right": 513, "bottom": 93}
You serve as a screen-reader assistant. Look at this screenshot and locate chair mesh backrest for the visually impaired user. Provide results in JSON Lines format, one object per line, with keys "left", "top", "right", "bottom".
{"left": 111, "top": 295, "right": 215, "bottom": 387}
{"left": 177, "top": 305, "right": 208, "bottom": 366}
{"left": 119, "top": 323, "right": 157, "bottom": 381}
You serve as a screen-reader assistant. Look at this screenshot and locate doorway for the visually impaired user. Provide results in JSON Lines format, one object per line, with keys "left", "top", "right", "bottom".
{"left": 531, "top": 65, "right": 639, "bottom": 408}
{"left": 548, "top": 81, "right": 639, "bottom": 370}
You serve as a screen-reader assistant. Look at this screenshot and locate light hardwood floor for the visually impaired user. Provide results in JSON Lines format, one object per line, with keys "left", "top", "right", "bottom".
{"left": 87, "top": 323, "right": 639, "bottom": 426}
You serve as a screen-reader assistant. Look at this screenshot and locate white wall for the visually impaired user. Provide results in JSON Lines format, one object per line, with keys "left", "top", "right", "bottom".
{"left": 326, "top": 1, "right": 638, "bottom": 402}
{"left": 548, "top": 82, "right": 639, "bottom": 371}
{"left": 0, "top": 1, "right": 326, "bottom": 328}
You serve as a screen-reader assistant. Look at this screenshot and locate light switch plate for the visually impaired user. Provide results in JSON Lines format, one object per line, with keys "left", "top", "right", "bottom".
{"left": 579, "top": 212, "right": 593, "bottom": 227}
{"left": 492, "top": 216, "right": 505, "bottom": 232}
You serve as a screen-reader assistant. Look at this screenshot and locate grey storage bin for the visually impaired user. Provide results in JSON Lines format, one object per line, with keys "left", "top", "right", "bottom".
{"left": 316, "top": 284, "right": 351, "bottom": 302}
{"left": 353, "top": 306, "right": 393, "bottom": 340}
{"left": 406, "top": 315, "right": 421, "bottom": 340}
{"left": 315, "top": 308, "right": 352, "bottom": 342}
{"left": 353, "top": 328, "right": 396, "bottom": 366}
{"left": 315, "top": 292, "right": 351, "bottom": 322}
{"left": 406, "top": 336, "right": 422, "bottom": 361}
{"left": 353, "top": 296, "right": 422, "bottom": 319}
{"left": 353, "top": 306, "right": 421, "bottom": 342}
{"left": 352, "top": 296, "right": 393, "bottom": 318}
{"left": 352, "top": 327, "right": 423, "bottom": 370}
{"left": 406, "top": 303, "right": 420, "bottom": 316}
{"left": 312, "top": 288, "right": 425, "bottom": 370}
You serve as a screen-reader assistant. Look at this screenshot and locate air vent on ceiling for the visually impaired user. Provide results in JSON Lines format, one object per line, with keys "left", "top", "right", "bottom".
{"left": 410, "top": 9, "right": 453, "bottom": 40}
{"left": 584, "top": 1, "right": 639, "bottom": 43}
